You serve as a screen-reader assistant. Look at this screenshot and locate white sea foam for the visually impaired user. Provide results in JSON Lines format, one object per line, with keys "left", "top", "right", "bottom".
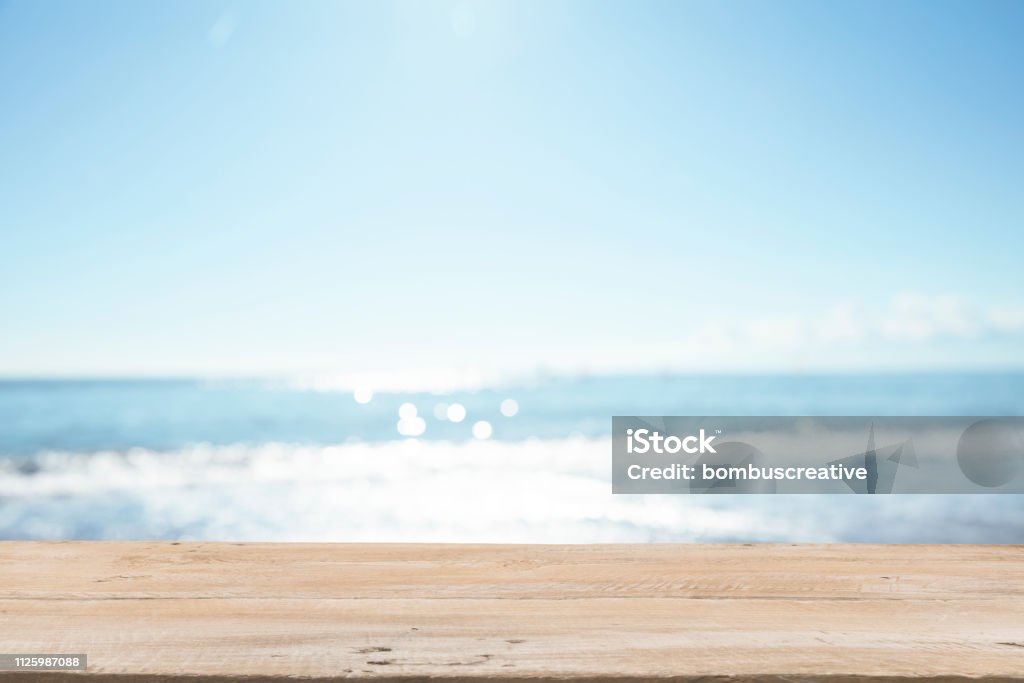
{"left": 1, "top": 438, "right": 1022, "bottom": 542}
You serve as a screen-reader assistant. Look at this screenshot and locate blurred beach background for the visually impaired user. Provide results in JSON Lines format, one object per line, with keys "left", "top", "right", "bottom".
{"left": 1, "top": 0, "right": 1022, "bottom": 542}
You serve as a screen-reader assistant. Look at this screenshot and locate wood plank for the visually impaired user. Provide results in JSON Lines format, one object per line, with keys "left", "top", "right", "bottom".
{"left": 0, "top": 543, "right": 1022, "bottom": 681}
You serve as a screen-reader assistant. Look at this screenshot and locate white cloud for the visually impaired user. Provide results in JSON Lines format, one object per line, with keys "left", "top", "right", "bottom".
{"left": 627, "top": 293, "right": 1024, "bottom": 374}
{"left": 987, "top": 306, "right": 1024, "bottom": 333}
{"left": 814, "top": 303, "right": 864, "bottom": 343}
{"left": 880, "top": 293, "right": 981, "bottom": 341}
{"left": 746, "top": 317, "right": 806, "bottom": 348}
{"left": 791, "top": 293, "right": 1018, "bottom": 347}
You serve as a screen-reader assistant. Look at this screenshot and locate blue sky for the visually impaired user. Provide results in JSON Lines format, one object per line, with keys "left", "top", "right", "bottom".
{"left": 1, "top": 0, "right": 1023, "bottom": 380}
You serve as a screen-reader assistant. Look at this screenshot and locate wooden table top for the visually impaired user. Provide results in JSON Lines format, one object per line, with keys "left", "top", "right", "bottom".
{"left": 0, "top": 543, "right": 1021, "bottom": 681}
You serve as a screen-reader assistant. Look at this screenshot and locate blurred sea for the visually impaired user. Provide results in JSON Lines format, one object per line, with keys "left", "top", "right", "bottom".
{"left": 1, "top": 373, "right": 1022, "bottom": 542}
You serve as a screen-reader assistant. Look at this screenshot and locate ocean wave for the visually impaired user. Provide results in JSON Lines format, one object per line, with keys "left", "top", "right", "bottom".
{"left": 1, "top": 438, "right": 1022, "bottom": 543}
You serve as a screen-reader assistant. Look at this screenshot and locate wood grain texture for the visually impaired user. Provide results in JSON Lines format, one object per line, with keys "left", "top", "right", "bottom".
{"left": 0, "top": 543, "right": 1021, "bottom": 681}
